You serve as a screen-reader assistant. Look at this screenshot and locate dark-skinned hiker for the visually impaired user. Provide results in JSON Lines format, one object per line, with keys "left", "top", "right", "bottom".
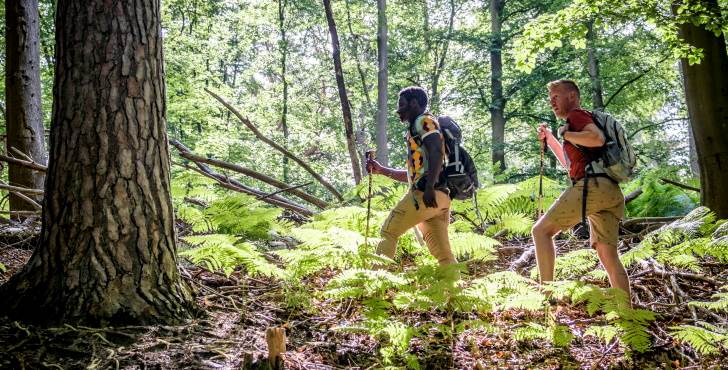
{"left": 366, "top": 86, "right": 456, "bottom": 266}
{"left": 532, "top": 79, "right": 631, "bottom": 297}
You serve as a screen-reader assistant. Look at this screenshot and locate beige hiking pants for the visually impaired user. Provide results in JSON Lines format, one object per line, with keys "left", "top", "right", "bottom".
{"left": 376, "top": 189, "right": 456, "bottom": 265}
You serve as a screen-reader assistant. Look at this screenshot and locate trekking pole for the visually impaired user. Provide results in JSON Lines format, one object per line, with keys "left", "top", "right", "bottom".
{"left": 364, "top": 149, "right": 376, "bottom": 248}
{"left": 538, "top": 137, "right": 546, "bottom": 218}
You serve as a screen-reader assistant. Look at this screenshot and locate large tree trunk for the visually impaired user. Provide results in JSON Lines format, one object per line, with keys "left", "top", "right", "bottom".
{"left": 323, "top": 0, "right": 362, "bottom": 184}
{"left": 677, "top": 0, "right": 728, "bottom": 218}
{"left": 375, "top": 0, "right": 389, "bottom": 166}
{"left": 5, "top": 0, "right": 47, "bottom": 212}
{"left": 490, "top": 0, "right": 506, "bottom": 174}
{"left": 278, "top": 0, "right": 290, "bottom": 182}
{"left": 0, "top": 0, "right": 195, "bottom": 325}
{"left": 586, "top": 21, "right": 605, "bottom": 110}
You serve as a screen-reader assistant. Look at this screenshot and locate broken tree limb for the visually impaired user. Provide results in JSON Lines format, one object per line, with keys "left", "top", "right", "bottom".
{"left": 660, "top": 178, "right": 700, "bottom": 192}
{"left": 9, "top": 147, "right": 34, "bottom": 162}
{"left": 170, "top": 139, "right": 328, "bottom": 209}
{"left": 257, "top": 182, "right": 312, "bottom": 201}
{"left": 0, "top": 181, "right": 44, "bottom": 196}
{"left": 183, "top": 197, "right": 209, "bottom": 208}
{"left": 621, "top": 216, "right": 682, "bottom": 229}
{"left": 0, "top": 153, "right": 47, "bottom": 172}
{"left": 173, "top": 161, "right": 313, "bottom": 217}
{"left": 624, "top": 188, "right": 643, "bottom": 204}
{"left": 204, "top": 88, "right": 344, "bottom": 201}
{"left": 6, "top": 191, "right": 42, "bottom": 211}
{"left": 510, "top": 245, "right": 535, "bottom": 272}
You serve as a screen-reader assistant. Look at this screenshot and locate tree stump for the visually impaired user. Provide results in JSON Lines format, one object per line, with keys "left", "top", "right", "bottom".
{"left": 265, "top": 327, "right": 286, "bottom": 370}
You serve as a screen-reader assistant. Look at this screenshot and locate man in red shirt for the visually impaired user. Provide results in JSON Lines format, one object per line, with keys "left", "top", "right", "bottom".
{"left": 533, "top": 80, "right": 630, "bottom": 296}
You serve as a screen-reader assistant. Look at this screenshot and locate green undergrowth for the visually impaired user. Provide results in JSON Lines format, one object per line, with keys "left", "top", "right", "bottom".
{"left": 172, "top": 171, "right": 728, "bottom": 366}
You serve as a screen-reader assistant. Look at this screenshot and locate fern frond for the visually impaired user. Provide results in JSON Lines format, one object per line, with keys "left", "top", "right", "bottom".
{"left": 670, "top": 322, "right": 728, "bottom": 355}
{"left": 689, "top": 287, "right": 728, "bottom": 312}
{"left": 487, "top": 212, "right": 533, "bottom": 237}
{"left": 450, "top": 232, "right": 499, "bottom": 262}
{"left": 325, "top": 269, "right": 410, "bottom": 300}
{"left": 176, "top": 203, "right": 213, "bottom": 233}
{"left": 584, "top": 325, "right": 619, "bottom": 344}
{"left": 180, "top": 234, "right": 286, "bottom": 278}
{"left": 513, "top": 322, "right": 549, "bottom": 341}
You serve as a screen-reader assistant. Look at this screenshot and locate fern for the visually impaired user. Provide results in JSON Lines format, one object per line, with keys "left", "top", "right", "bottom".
{"left": 531, "top": 249, "right": 599, "bottom": 281}
{"left": 622, "top": 207, "right": 726, "bottom": 268}
{"left": 584, "top": 325, "right": 619, "bottom": 344}
{"left": 325, "top": 268, "right": 411, "bottom": 300}
{"left": 623, "top": 168, "right": 699, "bottom": 217}
{"left": 487, "top": 212, "right": 533, "bottom": 237}
{"left": 344, "top": 175, "right": 409, "bottom": 212}
{"left": 689, "top": 286, "right": 728, "bottom": 312}
{"left": 180, "top": 234, "right": 286, "bottom": 278}
{"left": 671, "top": 322, "right": 728, "bottom": 355}
{"left": 462, "top": 271, "right": 544, "bottom": 313}
{"left": 553, "top": 282, "right": 657, "bottom": 353}
{"left": 171, "top": 169, "right": 220, "bottom": 203}
{"left": 450, "top": 232, "right": 499, "bottom": 262}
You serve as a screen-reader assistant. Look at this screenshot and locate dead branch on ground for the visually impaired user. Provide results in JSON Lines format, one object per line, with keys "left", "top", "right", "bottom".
{"left": 204, "top": 88, "right": 343, "bottom": 201}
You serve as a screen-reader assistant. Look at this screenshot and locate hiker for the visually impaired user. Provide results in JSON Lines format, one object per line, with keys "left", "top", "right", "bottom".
{"left": 532, "top": 79, "right": 630, "bottom": 296}
{"left": 366, "top": 86, "right": 456, "bottom": 266}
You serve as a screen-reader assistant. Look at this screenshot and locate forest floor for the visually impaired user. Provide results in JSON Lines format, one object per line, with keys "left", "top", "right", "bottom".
{"left": 0, "top": 223, "right": 725, "bottom": 369}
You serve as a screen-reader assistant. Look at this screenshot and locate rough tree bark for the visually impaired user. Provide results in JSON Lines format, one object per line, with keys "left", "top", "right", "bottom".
{"left": 5, "top": 0, "right": 47, "bottom": 212}
{"left": 677, "top": 0, "right": 728, "bottom": 218}
{"left": 376, "top": 0, "right": 389, "bottom": 166}
{"left": 322, "top": 0, "right": 363, "bottom": 184}
{"left": 0, "top": 0, "right": 195, "bottom": 325}
{"left": 490, "top": 0, "right": 507, "bottom": 174}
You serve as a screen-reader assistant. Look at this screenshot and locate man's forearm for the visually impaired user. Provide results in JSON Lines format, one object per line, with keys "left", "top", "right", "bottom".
{"left": 379, "top": 167, "right": 409, "bottom": 183}
{"left": 424, "top": 141, "right": 443, "bottom": 189}
{"left": 545, "top": 134, "right": 568, "bottom": 170}
{"left": 563, "top": 130, "right": 603, "bottom": 147}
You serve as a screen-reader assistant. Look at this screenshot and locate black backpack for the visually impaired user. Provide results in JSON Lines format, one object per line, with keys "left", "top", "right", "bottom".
{"left": 437, "top": 116, "right": 480, "bottom": 200}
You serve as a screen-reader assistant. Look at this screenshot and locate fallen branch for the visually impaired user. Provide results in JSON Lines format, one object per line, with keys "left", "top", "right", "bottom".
{"left": 171, "top": 139, "right": 328, "bottom": 209}
{"left": 183, "top": 197, "right": 209, "bottom": 208}
{"left": 204, "top": 88, "right": 343, "bottom": 201}
{"left": 510, "top": 245, "right": 535, "bottom": 272}
{"left": 6, "top": 191, "right": 42, "bottom": 211}
{"left": 624, "top": 188, "right": 643, "bottom": 204}
{"left": 660, "top": 178, "right": 700, "bottom": 192}
{"left": 173, "top": 161, "right": 313, "bottom": 217}
{"left": 257, "top": 182, "right": 312, "bottom": 201}
{"left": 0, "top": 153, "right": 47, "bottom": 172}
{"left": 621, "top": 216, "right": 682, "bottom": 229}
{"left": 0, "top": 181, "right": 44, "bottom": 196}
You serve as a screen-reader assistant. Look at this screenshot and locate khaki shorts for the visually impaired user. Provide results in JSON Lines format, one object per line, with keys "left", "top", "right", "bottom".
{"left": 542, "top": 176, "right": 625, "bottom": 248}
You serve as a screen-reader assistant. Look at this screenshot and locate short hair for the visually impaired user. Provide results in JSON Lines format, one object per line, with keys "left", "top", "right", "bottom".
{"left": 398, "top": 86, "right": 429, "bottom": 108}
{"left": 547, "top": 79, "right": 580, "bottom": 99}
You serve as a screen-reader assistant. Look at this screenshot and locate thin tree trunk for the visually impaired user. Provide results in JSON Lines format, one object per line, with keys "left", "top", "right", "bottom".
{"left": 0, "top": 0, "right": 195, "bottom": 325}
{"left": 677, "top": 0, "right": 728, "bottom": 218}
{"left": 322, "top": 0, "right": 362, "bottom": 184}
{"left": 430, "top": 0, "right": 456, "bottom": 112}
{"left": 688, "top": 122, "right": 699, "bottom": 177}
{"left": 490, "top": 0, "right": 507, "bottom": 174}
{"left": 586, "top": 21, "right": 605, "bottom": 110}
{"left": 278, "top": 0, "right": 290, "bottom": 182}
{"left": 376, "top": 0, "right": 389, "bottom": 166}
{"left": 5, "top": 0, "right": 47, "bottom": 212}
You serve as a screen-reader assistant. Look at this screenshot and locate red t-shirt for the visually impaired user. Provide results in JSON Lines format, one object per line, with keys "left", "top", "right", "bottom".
{"left": 563, "top": 109, "right": 598, "bottom": 180}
